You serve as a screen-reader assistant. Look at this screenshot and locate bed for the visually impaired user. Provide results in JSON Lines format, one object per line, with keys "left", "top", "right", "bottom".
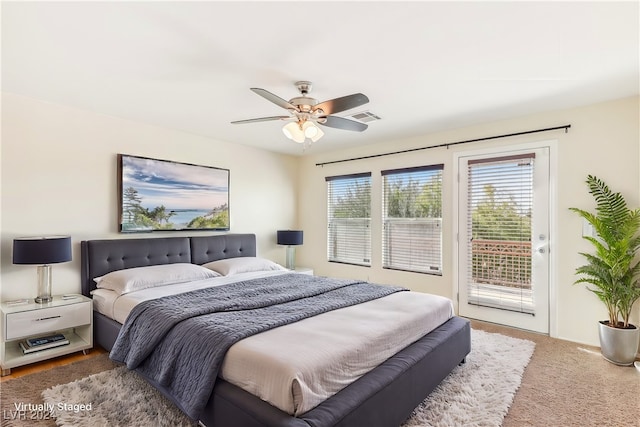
{"left": 81, "top": 234, "right": 470, "bottom": 427}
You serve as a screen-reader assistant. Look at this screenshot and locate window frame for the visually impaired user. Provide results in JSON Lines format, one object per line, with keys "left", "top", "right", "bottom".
{"left": 381, "top": 164, "right": 444, "bottom": 275}
{"left": 326, "top": 172, "right": 372, "bottom": 267}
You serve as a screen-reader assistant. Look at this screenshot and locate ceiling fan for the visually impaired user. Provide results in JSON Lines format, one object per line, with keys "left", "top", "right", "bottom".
{"left": 231, "top": 81, "right": 370, "bottom": 143}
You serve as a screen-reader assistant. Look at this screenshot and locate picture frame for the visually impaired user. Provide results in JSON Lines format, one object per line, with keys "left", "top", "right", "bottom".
{"left": 118, "top": 154, "right": 230, "bottom": 232}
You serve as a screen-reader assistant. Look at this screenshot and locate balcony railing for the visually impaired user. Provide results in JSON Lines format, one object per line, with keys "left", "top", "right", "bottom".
{"left": 471, "top": 239, "right": 532, "bottom": 290}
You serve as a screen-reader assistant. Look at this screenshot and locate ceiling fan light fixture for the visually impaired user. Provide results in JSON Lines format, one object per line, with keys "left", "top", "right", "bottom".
{"left": 234, "top": 81, "right": 370, "bottom": 148}
{"left": 283, "top": 122, "right": 305, "bottom": 143}
{"left": 282, "top": 122, "right": 296, "bottom": 139}
{"left": 292, "top": 132, "right": 305, "bottom": 144}
{"left": 302, "top": 121, "right": 318, "bottom": 138}
{"left": 303, "top": 121, "right": 324, "bottom": 142}
{"left": 313, "top": 127, "right": 325, "bottom": 143}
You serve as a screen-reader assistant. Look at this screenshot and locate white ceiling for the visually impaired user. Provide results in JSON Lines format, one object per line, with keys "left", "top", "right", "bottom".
{"left": 2, "top": 1, "right": 638, "bottom": 156}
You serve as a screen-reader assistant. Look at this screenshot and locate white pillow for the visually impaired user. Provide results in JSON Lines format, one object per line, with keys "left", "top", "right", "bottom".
{"left": 94, "top": 263, "right": 221, "bottom": 295}
{"left": 202, "top": 257, "right": 286, "bottom": 276}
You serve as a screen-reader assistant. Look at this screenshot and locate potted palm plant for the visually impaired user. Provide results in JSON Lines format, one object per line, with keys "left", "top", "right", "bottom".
{"left": 570, "top": 175, "right": 640, "bottom": 366}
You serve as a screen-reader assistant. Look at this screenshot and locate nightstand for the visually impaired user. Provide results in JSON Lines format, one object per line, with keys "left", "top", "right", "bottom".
{"left": 0, "top": 294, "right": 93, "bottom": 376}
{"left": 294, "top": 267, "right": 314, "bottom": 276}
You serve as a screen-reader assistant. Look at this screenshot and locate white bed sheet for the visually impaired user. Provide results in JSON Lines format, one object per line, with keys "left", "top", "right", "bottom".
{"left": 91, "top": 272, "right": 454, "bottom": 415}
{"left": 91, "top": 270, "right": 289, "bottom": 324}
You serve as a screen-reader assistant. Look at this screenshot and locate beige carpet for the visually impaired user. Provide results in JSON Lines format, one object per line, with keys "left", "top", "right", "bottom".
{"left": 1, "top": 322, "right": 638, "bottom": 426}
{"left": 471, "top": 320, "right": 640, "bottom": 427}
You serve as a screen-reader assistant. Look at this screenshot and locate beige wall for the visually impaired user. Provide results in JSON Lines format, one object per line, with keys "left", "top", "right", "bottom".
{"left": 2, "top": 92, "right": 639, "bottom": 349}
{"left": 297, "top": 96, "right": 640, "bottom": 348}
{"left": 1, "top": 93, "right": 299, "bottom": 301}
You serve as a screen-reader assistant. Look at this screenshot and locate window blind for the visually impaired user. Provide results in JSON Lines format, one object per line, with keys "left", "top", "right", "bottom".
{"left": 326, "top": 173, "right": 371, "bottom": 266}
{"left": 382, "top": 165, "right": 443, "bottom": 274}
{"left": 466, "top": 153, "right": 535, "bottom": 314}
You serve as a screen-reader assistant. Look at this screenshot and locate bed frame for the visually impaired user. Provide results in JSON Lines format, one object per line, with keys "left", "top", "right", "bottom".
{"left": 81, "top": 234, "right": 470, "bottom": 427}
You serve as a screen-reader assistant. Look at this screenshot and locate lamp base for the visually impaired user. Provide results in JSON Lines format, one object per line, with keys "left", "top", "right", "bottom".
{"left": 35, "top": 265, "right": 53, "bottom": 304}
{"left": 285, "top": 246, "right": 296, "bottom": 270}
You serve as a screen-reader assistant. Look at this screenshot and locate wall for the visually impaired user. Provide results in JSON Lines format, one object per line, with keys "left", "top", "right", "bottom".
{"left": 2, "top": 92, "right": 638, "bottom": 349}
{"left": 297, "top": 95, "right": 640, "bottom": 348}
{"left": 1, "top": 93, "right": 299, "bottom": 301}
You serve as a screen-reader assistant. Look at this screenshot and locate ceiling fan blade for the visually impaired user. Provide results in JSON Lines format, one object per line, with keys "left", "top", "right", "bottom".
{"left": 231, "top": 116, "right": 290, "bottom": 124}
{"left": 319, "top": 116, "right": 368, "bottom": 132}
{"left": 313, "top": 93, "right": 369, "bottom": 115}
{"left": 250, "top": 88, "right": 297, "bottom": 110}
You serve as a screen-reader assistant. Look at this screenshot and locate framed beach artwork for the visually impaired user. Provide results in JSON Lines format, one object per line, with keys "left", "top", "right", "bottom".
{"left": 118, "top": 154, "right": 230, "bottom": 232}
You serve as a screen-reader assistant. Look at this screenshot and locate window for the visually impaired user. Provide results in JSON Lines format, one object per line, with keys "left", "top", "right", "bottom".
{"left": 326, "top": 173, "right": 371, "bottom": 266}
{"left": 382, "top": 165, "right": 443, "bottom": 274}
{"left": 466, "top": 153, "right": 535, "bottom": 313}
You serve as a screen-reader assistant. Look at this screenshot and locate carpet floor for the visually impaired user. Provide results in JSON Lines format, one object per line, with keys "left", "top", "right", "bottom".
{"left": 471, "top": 320, "right": 639, "bottom": 427}
{"left": 1, "top": 321, "right": 638, "bottom": 426}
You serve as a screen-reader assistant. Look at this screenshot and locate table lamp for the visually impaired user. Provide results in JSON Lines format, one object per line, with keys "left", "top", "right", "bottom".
{"left": 13, "top": 236, "right": 72, "bottom": 303}
{"left": 277, "top": 230, "right": 303, "bottom": 270}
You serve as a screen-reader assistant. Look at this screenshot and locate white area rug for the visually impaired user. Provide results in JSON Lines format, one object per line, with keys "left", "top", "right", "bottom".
{"left": 401, "top": 329, "right": 535, "bottom": 427}
{"left": 42, "top": 329, "right": 534, "bottom": 427}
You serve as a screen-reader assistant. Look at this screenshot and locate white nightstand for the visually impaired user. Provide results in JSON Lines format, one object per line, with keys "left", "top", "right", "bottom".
{"left": 294, "top": 267, "right": 314, "bottom": 276}
{"left": 0, "top": 294, "right": 93, "bottom": 376}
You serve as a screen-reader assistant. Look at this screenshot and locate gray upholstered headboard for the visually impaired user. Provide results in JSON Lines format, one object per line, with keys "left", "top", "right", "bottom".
{"left": 81, "top": 234, "right": 257, "bottom": 297}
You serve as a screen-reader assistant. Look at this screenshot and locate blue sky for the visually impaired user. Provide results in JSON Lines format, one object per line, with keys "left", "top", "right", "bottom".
{"left": 121, "top": 155, "right": 228, "bottom": 210}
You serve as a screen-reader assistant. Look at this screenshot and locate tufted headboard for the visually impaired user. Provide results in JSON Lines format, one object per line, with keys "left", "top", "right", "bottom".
{"left": 80, "top": 234, "right": 257, "bottom": 297}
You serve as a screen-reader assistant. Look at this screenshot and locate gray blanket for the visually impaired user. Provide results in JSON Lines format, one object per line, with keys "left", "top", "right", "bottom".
{"left": 110, "top": 273, "right": 406, "bottom": 420}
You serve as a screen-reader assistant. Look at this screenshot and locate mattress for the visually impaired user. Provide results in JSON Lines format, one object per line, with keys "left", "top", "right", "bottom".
{"left": 92, "top": 271, "right": 454, "bottom": 415}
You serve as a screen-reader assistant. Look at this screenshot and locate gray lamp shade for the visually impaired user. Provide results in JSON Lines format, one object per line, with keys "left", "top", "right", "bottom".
{"left": 277, "top": 230, "right": 303, "bottom": 246}
{"left": 13, "top": 236, "right": 72, "bottom": 265}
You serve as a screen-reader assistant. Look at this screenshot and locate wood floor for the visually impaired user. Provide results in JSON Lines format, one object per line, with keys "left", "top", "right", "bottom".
{"left": 0, "top": 346, "right": 107, "bottom": 382}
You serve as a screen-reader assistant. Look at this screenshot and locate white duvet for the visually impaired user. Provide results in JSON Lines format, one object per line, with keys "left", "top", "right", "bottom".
{"left": 92, "top": 271, "right": 454, "bottom": 415}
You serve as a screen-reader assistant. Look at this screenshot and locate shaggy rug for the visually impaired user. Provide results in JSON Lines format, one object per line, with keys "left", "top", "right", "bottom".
{"left": 402, "top": 329, "right": 535, "bottom": 427}
{"left": 41, "top": 329, "right": 534, "bottom": 427}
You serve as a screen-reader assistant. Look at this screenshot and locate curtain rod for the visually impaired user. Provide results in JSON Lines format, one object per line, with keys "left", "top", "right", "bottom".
{"left": 315, "top": 124, "right": 571, "bottom": 167}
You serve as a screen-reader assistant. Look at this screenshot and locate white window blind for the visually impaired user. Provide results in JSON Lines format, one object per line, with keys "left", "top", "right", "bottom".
{"left": 382, "top": 165, "right": 443, "bottom": 274}
{"left": 326, "top": 173, "right": 371, "bottom": 266}
{"left": 466, "top": 153, "right": 534, "bottom": 314}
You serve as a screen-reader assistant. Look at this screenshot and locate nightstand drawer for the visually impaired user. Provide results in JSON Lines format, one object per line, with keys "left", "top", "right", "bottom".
{"left": 5, "top": 301, "right": 91, "bottom": 340}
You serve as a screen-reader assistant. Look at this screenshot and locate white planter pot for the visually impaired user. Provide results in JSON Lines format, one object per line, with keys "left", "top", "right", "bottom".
{"left": 598, "top": 321, "right": 640, "bottom": 366}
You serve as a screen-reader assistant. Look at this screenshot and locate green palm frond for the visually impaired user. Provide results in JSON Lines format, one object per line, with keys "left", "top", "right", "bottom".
{"left": 586, "top": 175, "right": 629, "bottom": 239}
{"left": 571, "top": 175, "right": 640, "bottom": 328}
